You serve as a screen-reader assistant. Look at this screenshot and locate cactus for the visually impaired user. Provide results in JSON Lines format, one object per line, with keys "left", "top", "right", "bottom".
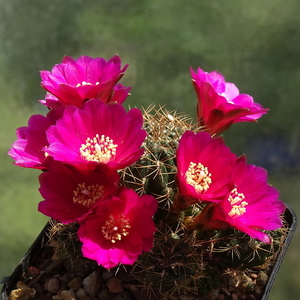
{"left": 211, "top": 218, "right": 288, "bottom": 270}
{"left": 118, "top": 106, "right": 288, "bottom": 299}
{"left": 120, "top": 106, "right": 197, "bottom": 224}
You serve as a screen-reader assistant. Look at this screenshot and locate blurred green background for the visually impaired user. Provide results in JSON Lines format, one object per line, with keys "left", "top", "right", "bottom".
{"left": 1, "top": 1, "right": 300, "bottom": 299}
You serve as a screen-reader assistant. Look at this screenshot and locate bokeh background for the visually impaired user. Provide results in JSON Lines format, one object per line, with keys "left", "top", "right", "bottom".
{"left": 1, "top": 1, "right": 300, "bottom": 299}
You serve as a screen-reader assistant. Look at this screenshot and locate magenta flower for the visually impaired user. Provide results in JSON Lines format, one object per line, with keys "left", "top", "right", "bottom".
{"left": 38, "top": 162, "right": 119, "bottom": 224}
{"left": 78, "top": 187, "right": 157, "bottom": 269}
{"left": 109, "top": 83, "right": 132, "bottom": 105}
{"left": 8, "top": 109, "right": 61, "bottom": 170}
{"left": 39, "top": 92, "right": 64, "bottom": 110}
{"left": 175, "top": 131, "right": 236, "bottom": 208}
{"left": 191, "top": 67, "right": 269, "bottom": 135}
{"left": 208, "top": 156, "right": 286, "bottom": 243}
{"left": 40, "top": 83, "right": 131, "bottom": 110}
{"left": 45, "top": 99, "right": 146, "bottom": 171}
{"left": 40, "top": 55, "right": 129, "bottom": 108}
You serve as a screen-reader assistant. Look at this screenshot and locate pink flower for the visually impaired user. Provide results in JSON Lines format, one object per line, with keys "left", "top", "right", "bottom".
{"left": 40, "top": 55, "right": 129, "bottom": 108}
{"left": 109, "top": 83, "right": 132, "bottom": 105}
{"left": 39, "top": 93, "right": 64, "bottom": 110}
{"left": 38, "top": 162, "right": 119, "bottom": 224}
{"left": 78, "top": 187, "right": 157, "bottom": 269}
{"left": 191, "top": 67, "right": 269, "bottom": 135}
{"left": 8, "top": 109, "right": 61, "bottom": 170}
{"left": 208, "top": 156, "right": 286, "bottom": 243}
{"left": 40, "top": 83, "right": 131, "bottom": 110}
{"left": 45, "top": 99, "right": 146, "bottom": 171}
{"left": 175, "top": 131, "right": 236, "bottom": 208}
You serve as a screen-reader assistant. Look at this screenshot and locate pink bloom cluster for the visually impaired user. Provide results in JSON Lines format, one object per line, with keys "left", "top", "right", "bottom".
{"left": 9, "top": 55, "right": 157, "bottom": 268}
{"left": 175, "top": 131, "right": 285, "bottom": 243}
{"left": 179, "top": 67, "right": 285, "bottom": 242}
{"left": 9, "top": 55, "right": 286, "bottom": 270}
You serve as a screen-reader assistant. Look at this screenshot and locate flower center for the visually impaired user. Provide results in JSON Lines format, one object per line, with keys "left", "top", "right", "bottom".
{"left": 73, "top": 182, "right": 104, "bottom": 208}
{"left": 80, "top": 134, "right": 117, "bottom": 163}
{"left": 76, "top": 81, "right": 100, "bottom": 87}
{"left": 102, "top": 214, "right": 131, "bottom": 243}
{"left": 185, "top": 162, "right": 212, "bottom": 193}
{"left": 228, "top": 188, "right": 248, "bottom": 218}
{"left": 44, "top": 147, "right": 49, "bottom": 157}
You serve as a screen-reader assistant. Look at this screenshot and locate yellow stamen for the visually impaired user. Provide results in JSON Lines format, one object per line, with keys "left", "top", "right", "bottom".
{"left": 73, "top": 182, "right": 104, "bottom": 208}
{"left": 76, "top": 81, "right": 99, "bottom": 87}
{"left": 80, "top": 134, "right": 117, "bottom": 163}
{"left": 102, "top": 214, "right": 131, "bottom": 243}
{"left": 228, "top": 188, "right": 248, "bottom": 218}
{"left": 185, "top": 162, "right": 212, "bottom": 193}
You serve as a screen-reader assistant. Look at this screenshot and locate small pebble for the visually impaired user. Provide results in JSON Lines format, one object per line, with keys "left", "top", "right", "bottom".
{"left": 102, "top": 270, "right": 115, "bottom": 281}
{"left": 256, "top": 272, "right": 268, "bottom": 287}
{"left": 68, "top": 277, "right": 83, "bottom": 291}
{"left": 76, "top": 288, "right": 87, "bottom": 299}
{"left": 60, "top": 289, "right": 77, "bottom": 300}
{"left": 45, "top": 277, "right": 60, "bottom": 294}
{"left": 8, "top": 288, "right": 36, "bottom": 300}
{"left": 254, "top": 272, "right": 268, "bottom": 295}
{"left": 106, "top": 277, "right": 124, "bottom": 293}
{"left": 83, "top": 271, "right": 103, "bottom": 297}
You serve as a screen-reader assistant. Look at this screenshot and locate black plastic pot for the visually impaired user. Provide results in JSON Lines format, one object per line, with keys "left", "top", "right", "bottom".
{"left": 1, "top": 205, "right": 297, "bottom": 300}
{"left": 261, "top": 204, "right": 298, "bottom": 300}
{"left": 1, "top": 222, "right": 50, "bottom": 300}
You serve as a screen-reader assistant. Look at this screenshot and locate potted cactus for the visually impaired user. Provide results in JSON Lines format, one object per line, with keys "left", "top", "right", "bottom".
{"left": 2, "top": 55, "right": 297, "bottom": 300}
